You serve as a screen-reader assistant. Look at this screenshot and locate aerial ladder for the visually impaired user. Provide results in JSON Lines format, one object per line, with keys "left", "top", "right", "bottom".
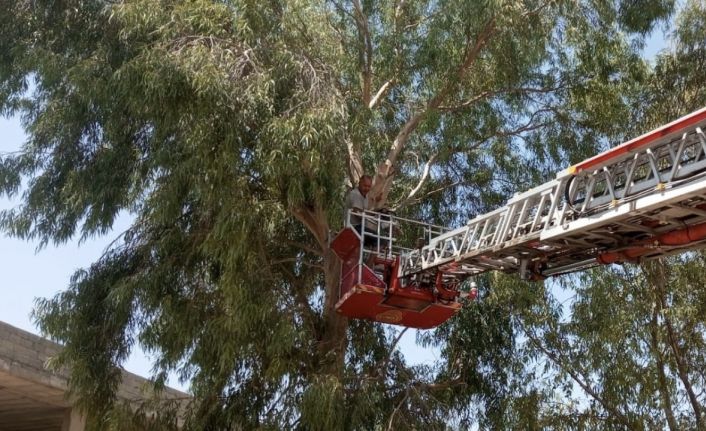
{"left": 330, "top": 107, "right": 706, "bottom": 329}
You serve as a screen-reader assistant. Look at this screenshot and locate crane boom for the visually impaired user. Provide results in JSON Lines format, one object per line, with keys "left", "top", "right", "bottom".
{"left": 401, "top": 107, "right": 706, "bottom": 280}
{"left": 331, "top": 107, "right": 706, "bottom": 329}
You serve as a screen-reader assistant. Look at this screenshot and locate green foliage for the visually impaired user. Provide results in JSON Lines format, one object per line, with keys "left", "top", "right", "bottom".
{"left": 0, "top": 0, "right": 685, "bottom": 429}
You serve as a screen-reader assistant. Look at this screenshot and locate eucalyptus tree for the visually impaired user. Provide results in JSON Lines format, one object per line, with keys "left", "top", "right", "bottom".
{"left": 504, "top": 3, "right": 706, "bottom": 428}
{"left": 510, "top": 255, "right": 706, "bottom": 430}
{"left": 0, "top": 0, "right": 672, "bottom": 428}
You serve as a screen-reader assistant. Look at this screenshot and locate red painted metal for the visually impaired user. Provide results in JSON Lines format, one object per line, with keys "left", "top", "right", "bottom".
{"left": 330, "top": 227, "right": 361, "bottom": 265}
{"left": 335, "top": 284, "right": 461, "bottom": 329}
{"left": 330, "top": 228, "right": 463, "bottom": 329}
{"left": 572, "top": 107, "right": 706, "bottom": 174}
{"left": 597, "top": 220, "right": 706, "bottom": 264}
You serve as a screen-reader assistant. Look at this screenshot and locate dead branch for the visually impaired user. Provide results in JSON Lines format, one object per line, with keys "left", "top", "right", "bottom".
{"left": 394, "top": 154, "right": 437, "bottom": 210}
{"left": 369, "top": 79, "right": 394, "bottom": 109}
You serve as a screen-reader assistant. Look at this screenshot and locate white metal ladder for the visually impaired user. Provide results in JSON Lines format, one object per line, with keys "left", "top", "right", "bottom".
{"left": 401, "top": 107, "right": 706, "bottom": 279}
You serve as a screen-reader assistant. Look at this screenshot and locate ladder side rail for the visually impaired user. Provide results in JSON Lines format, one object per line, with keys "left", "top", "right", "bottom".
{"left": 491, "top": 208, "right": 511, "bottom": 247}
{"left": 483, "top": 214, "right": 504, "bottom": 247}
{"left": 399, "top": 109, "right": 706, "bottom": 278}
{"left": 602, "top": 166, "right": 618, "bottom": 202}
{"left": 669, "top": 132, "right": 690, "bottom": 181}
{"left": 552, "top": 177, "right": 573, "bottom": 229}
{"left": 421, "top": 186, "right": 558, "bottom": 270}
{"left": 542, "top": 179, "right": 565, "bottom": 232}
{"left": 695, "top": 127, "right": 706, "bottom": 162}
{"left": 622, "top": 154, "right": 640, "bottom": 197}
{"left": 477, "top": 217, "right": 492, "bottom": 249}
{"left": 462, "top": 221, "right": 482, "bottom": 254}
{"left": 580, "top": 174, "right": 597, "bottom": 213}
{"left": 419, "top": 208, "right": 503, "bottom": 270}
{"left": 512, "top": 198, "right": 532, "bottom": 239}
{"left": 494, "top": 203, "right": 517, "bottom": 247}
{"left": 542, "top": 172, "right": 706, "bottom": 241}
{"left": 529, "top": 193, "right": 549, "bottom": 233}
{"left": 456, "top": 222, "right": 474, "bottom": 257}
{"left": 419, "top": 181, "right": 559, "bottom": 270}
{"left": 568, "top": 107, "right": 706, "bottom": 175}
{"left": 565, "top": 126, "right": 706, "bottom": 211}
{"left": 570, "top": 130, "right": 706, "bottom": 215}
{"left": 672, "top": 130, "right": 706, "bottom": 180}
{"left": 645, "top": 148, "right": 665, "bottom": 185}
{"left": 665, "top": 139, "right": 678, "bottom": 171}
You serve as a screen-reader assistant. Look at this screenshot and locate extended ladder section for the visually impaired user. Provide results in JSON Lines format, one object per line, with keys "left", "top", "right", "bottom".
{"left": 401, "top": 107, "right": 706, "bottom": 279}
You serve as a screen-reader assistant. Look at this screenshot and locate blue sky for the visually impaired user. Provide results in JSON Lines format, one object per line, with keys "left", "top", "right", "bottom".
{"left": 0, "top": 115, "right": 162, "bottom": 384}
{"left": 0, "top": 27, "right": 670, "bottom": 393}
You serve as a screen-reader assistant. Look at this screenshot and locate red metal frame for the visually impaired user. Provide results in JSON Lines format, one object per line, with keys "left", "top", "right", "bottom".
{"left": 331, "top": 227, "right": 464, "bottom": 329}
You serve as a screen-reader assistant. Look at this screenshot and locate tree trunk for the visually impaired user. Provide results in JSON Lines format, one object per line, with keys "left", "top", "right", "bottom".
{"left": 645, "top": 260, "right": 704, "bottom": 426}
{"left": 291, "top": 205, "right": 349, "bottom": 377}
{"left": 649, "top": 305, "right": 679, "bottom": 431}
{"left": 319, "top": 248, "right": 348, "bottom": 377}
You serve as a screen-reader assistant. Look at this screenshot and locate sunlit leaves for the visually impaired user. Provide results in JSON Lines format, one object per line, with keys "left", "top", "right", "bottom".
{"left": 0, "top": 0, "right": 685, "bottom": 429}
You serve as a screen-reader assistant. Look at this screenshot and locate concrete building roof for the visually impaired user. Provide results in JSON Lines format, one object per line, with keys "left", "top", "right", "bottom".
{"left": 0, "top": 321, "right": 188, "bottom": 430}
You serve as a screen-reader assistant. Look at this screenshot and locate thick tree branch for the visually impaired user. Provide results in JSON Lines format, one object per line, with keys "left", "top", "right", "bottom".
{"left": 351, "top": 0, "right": 373, "bottom": 106}
{"left": 647, "top": 261, "right": 704, "bottom": 424}
{"left": 345, "top": 138, "right": 364, "bottom": 185}
{"left": 290, "top": 206, "right": 329, "bottom": 251}
{"left": 289, "top": 205, "right": 349, "bottom": 373}
{"left": 649, "top": 304, "right": 679, "bottom": 431}
{"left": 371, "top": 18, "right": 497, "bottom": 206}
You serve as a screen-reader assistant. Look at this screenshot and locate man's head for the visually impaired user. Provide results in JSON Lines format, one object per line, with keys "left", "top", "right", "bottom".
{"left": 358, "top": 175, "right": 372, "bottom": 197}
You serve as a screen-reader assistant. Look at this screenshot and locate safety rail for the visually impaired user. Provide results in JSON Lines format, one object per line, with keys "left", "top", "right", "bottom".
{"left": 343, "top": 209, "right": 452, "bottom": 284}
{"left": 344, "top": 209, "right": 450, "bottom": 256}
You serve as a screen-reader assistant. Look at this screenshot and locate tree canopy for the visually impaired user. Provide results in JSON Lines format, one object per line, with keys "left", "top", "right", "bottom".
{"left": 4, "top": 0, "right": 706, "bottom": 429}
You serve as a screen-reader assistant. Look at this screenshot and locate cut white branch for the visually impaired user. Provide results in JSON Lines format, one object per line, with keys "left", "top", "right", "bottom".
{"left": 345, "top": 138, "right": 364, "bottom": 185}
{"left": 395, "top": 154, "right": 437, "bottom": 209}
{"left": 368, "top": 79, "right": 394, "bottom": 109}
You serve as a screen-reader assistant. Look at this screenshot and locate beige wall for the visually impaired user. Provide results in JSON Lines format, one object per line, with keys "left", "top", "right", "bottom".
{"left": 0, "top": 321, "right": 187, "bottom": 431}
